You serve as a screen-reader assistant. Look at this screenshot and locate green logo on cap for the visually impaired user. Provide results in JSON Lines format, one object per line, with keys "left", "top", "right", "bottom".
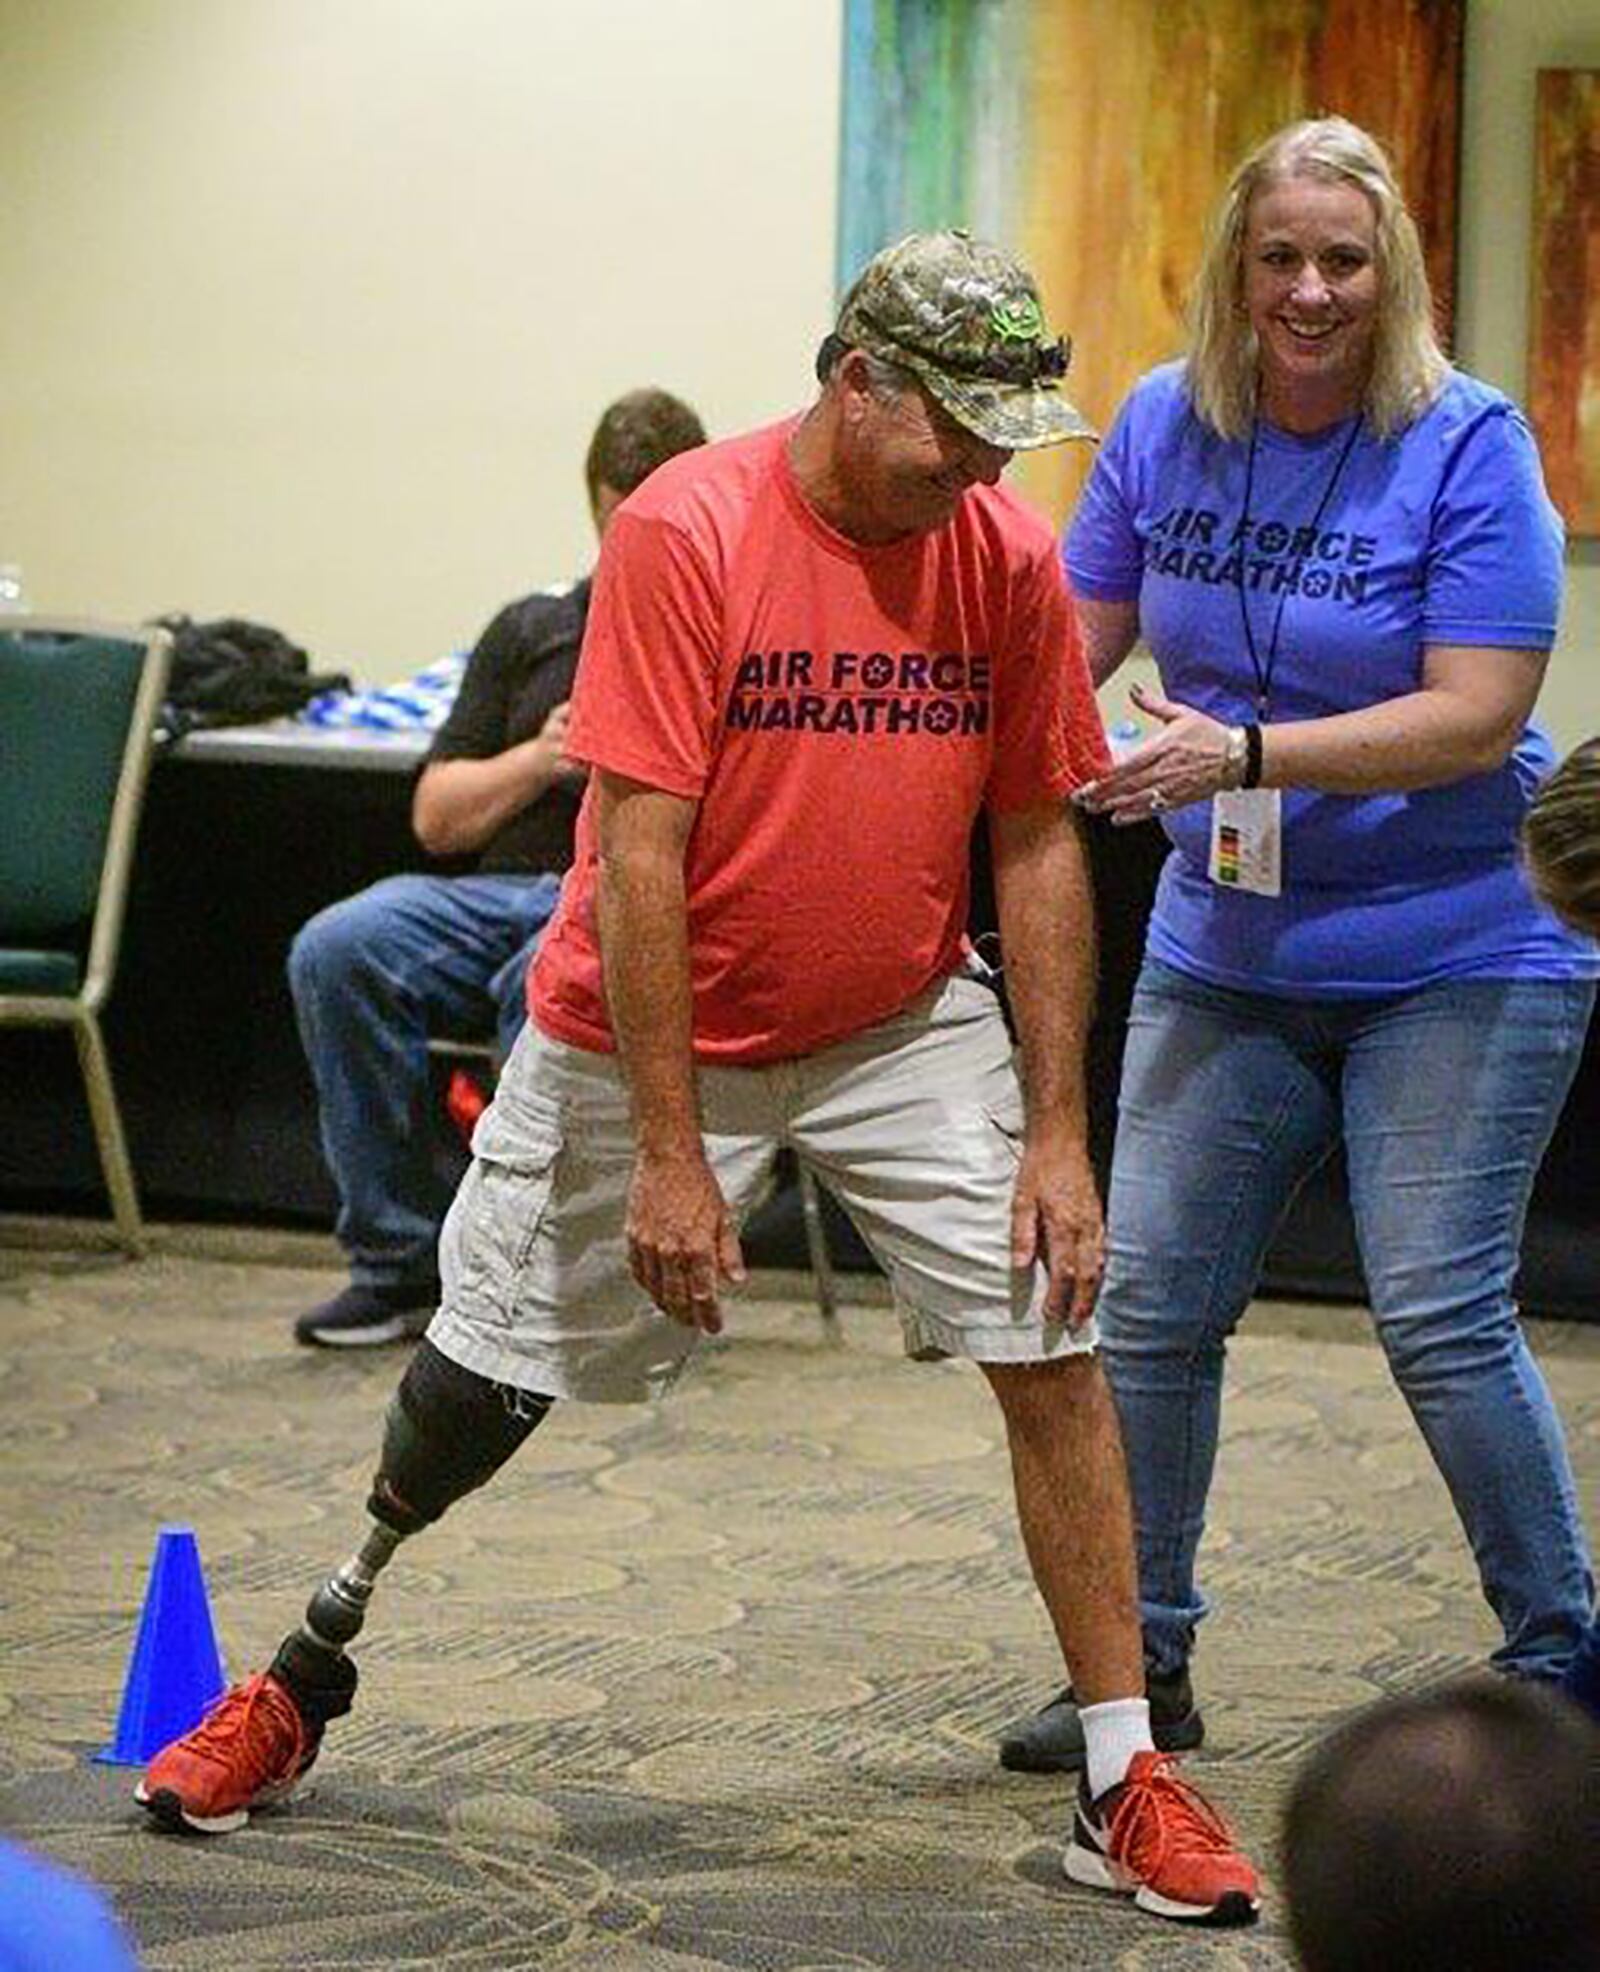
{"left": 990, "top": 296, "right": 1044, "bottom": 343}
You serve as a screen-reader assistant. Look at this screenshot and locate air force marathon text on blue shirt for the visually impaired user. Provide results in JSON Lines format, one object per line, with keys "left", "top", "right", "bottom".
{"left": 725, "top": 648, "right": 993, "bottom": 736}
{"left": 1145, "top": 503, "right": 1378, "bottom": 605}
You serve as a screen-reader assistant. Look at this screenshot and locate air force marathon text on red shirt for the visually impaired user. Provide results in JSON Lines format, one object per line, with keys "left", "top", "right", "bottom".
{"left": 725, "top": 647, "right": 994, "bottom": 737}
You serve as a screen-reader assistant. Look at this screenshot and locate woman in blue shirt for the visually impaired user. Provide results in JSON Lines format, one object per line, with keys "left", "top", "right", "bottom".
{"left": 1004, "top": 116, "right": 1597, "bottom": 1775}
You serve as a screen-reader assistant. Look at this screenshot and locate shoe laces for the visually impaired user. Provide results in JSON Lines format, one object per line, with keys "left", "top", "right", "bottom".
{"left": 1106, "top": 1753, "right": 1238, "bottom": 1872}
{"left": 183, "top": 1673, "right": 305, "bottom": 1781}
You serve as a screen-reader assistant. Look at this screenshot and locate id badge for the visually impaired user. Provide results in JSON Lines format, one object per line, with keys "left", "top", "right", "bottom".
{"left": 1209, "top": 789, "right": 1282, "bottom": 897}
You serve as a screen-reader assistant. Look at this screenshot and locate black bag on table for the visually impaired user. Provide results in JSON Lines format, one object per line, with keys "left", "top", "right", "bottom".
{"left": 154, "top": 614, "right": 352, "bottom": 741}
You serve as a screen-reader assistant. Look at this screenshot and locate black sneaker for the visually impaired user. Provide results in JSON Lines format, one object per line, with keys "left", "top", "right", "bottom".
{"left": 999, "top": 1664, "right": 1204, "bottom": 1774}
{"left": 292, "top": 1282, "right": 437, "bottom": 1349}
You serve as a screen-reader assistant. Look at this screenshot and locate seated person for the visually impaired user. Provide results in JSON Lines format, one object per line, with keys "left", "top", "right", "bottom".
{"left": 1282, "top": 1678, "right": 1600, "bottom": 1972}
{"left": 288, "top": 387, "right": 706, "bottom": 1345}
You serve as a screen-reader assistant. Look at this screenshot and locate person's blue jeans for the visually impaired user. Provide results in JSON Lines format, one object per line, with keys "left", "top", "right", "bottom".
{"left": 1101, "top": 958, "right": 1596, "bottom": 1683}
{"left": 287, "top": 871, "right": 562, "bottom": 1290}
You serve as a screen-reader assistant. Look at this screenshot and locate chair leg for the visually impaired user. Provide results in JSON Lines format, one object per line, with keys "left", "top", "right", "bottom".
{"left": 796, "top": 1162, "right": 840, "bottom": 1339}
{"left": 73, "top": 1012, "right": 145, "bottom": 1255}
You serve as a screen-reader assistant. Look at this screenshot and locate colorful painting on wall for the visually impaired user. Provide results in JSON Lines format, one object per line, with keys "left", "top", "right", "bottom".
{"left": 1529, "top": 70, "right": 1600, "bottom": 537}
{"left": 838, "top": 0, "right": 1464, "bottom": 521}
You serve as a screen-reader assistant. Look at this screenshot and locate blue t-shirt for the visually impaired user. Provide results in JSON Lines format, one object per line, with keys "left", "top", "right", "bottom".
{"left": 1065, "top": 361, "right": 1596, "bottom": 996}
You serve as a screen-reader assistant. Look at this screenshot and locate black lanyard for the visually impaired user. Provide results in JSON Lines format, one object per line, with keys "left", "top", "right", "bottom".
{"left": 1233, "top": 412, "right": 1362, "bottom": 718}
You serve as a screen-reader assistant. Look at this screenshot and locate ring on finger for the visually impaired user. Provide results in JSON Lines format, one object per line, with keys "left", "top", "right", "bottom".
{"left": 1148, "top": 787, "right": 1168, "bottom": 814}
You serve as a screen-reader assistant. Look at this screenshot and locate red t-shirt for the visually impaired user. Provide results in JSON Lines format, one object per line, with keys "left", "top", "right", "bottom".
{"left": 529, "top": 418, "right": 1109, "bottom": 1063}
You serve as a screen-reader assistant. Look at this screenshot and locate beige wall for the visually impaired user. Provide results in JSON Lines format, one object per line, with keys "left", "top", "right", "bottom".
{"left": 1, "top": 0, "right": 1595, "bottom": 741}
{"left": 0, "top": 1, "right": 841, "bottom": 676}
{"left": 1459, "top": 0, "right": 1600, "bottom": 747}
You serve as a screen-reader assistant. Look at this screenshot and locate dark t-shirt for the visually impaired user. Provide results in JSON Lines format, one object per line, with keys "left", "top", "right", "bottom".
{"left": 425, "top": 577, "right": 591, "bottom": 875}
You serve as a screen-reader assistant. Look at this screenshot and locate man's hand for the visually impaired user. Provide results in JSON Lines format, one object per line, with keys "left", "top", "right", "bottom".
{"left": 536, "top": 701, "right": 585, "bottom": 782}
{"left": 412, "top": 700, "right": 585, "bottom": 855}
{"left": 1010, "top": 1129, "right": 1104, "bottom": 1327}
{"left": 626, "top": 1148, "right": 746, "bottom": 1334}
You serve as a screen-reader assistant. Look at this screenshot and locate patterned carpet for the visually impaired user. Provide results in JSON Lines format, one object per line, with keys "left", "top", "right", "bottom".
{"left": 1, "top": 1224, "right": 1596, "bottom": 1971}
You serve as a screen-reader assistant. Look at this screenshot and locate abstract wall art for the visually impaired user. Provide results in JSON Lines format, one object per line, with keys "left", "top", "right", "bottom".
{"left": 839, "top": 0, "right": 1464, "bottom": 520}
{"left": 1528, "top": 69, "right": 1600, "bottom": 537}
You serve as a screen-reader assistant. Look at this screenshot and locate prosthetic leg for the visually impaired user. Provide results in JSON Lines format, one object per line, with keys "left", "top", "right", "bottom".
{"left": 269, "top": 1339, "right": 552, "bottom": 1728}
{"left": 137, "top": 1340, "right": 554, "bottom": 1832}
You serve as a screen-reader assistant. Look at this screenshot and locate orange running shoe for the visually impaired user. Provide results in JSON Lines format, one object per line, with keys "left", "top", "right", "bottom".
{"left": 135, "top": 1672, "right": 319, "bottom": 1835}
{"left": 1064, "top": 1749, "right": 1260, "bottom": 1925}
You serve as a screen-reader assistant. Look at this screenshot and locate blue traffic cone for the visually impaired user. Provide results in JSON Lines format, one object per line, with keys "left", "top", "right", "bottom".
{"left": 94, "top": 1525, "right": 226, "bottom": 1765}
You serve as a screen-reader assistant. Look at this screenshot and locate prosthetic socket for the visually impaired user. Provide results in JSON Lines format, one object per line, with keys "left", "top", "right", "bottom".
{"left": 276, "top": 1342, "right": 550, "bottom": 1720}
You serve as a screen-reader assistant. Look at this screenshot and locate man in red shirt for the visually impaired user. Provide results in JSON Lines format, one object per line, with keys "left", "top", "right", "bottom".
{"left": 137, "top": 232, "right": 1259, "bottom": 1927}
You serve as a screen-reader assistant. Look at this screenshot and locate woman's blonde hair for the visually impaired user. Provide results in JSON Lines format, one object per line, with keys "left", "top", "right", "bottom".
{"left": 1187, "top": 116, "right": 1449, "bottom": 440}
{"left": 1522, "top": 739, "right": 1600, "bottom": 938}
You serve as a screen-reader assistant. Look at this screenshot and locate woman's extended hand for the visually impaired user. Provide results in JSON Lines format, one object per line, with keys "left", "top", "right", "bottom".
{"left": 1077, "top": 680, "right": 1237, "bottom": 824}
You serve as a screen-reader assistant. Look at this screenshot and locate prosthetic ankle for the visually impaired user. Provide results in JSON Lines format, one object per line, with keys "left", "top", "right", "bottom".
{"left": 273, "top": 1341, "right": 552, "bottom": 1723}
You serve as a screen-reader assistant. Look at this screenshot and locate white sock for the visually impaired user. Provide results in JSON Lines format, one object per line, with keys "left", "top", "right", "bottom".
{"left": 1080, "top": 1697, "right": 1154, "bottom": 1802}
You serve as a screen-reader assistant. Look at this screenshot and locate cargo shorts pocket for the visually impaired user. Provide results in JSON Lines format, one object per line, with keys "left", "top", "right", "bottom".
{"left": 983, "top": 1075, "right": 1027, "bottom": 1168}
{"left": 443, "top": 1139, "right": 562, "bottom": 1329}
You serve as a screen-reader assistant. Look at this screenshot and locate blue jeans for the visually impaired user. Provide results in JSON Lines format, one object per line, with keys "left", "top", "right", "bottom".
{"left": 287, "top": 871, "right": 562, "bottom": 1288}
{"left": 1101, "top": 958, "right": 1596, "bottom": 1682}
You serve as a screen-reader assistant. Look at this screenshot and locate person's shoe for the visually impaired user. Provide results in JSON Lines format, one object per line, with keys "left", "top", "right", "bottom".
{"left": 1064, "top": 1750, "right": 1260, "bottom": 1925}
{"left": 135, "top": 1672, "right": 320, "bottom": 1835}
{"left": 292, "top": 1281, "right": 436, "bottom": 1349}
{"left": 999, "top": 1664, "right": 1204, "bottom": 1773}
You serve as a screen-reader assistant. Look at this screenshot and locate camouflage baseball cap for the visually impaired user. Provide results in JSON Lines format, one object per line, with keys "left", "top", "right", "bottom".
{"left": 829, "top": 229, "right": 1093, "bottom": 451}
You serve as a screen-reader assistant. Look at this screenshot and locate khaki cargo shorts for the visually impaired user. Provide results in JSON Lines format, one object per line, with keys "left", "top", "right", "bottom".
{"left": 428, "top": 970, "right": 1097, "bottom": 1403}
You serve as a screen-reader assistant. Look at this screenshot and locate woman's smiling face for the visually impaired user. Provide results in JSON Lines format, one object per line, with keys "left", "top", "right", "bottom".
{"left": 1244, "top": 173, "right": 1380, "bottom": 430}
